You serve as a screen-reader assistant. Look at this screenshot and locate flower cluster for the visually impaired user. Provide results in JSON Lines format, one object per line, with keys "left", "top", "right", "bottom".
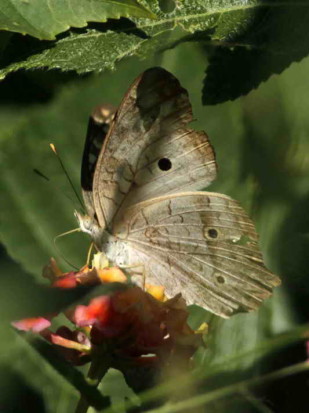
{"left": 13, "top": 253, "right": 205, "bottom": 389}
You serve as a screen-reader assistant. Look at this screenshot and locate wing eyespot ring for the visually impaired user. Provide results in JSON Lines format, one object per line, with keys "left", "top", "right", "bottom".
{"left": 204, "top": 227, "right": 219, "bottom": 240}
{"left": 216, "top": 275, "right": 225, "bottom": 284}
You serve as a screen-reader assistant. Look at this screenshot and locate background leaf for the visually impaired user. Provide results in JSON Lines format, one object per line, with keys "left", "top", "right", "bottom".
{"left": 0, "top": 30, "right": 147, "bottom": 79}
{"left": 0, "top": 0, "right": 154, "bottom": 40}
{"left": 2, "top": 1, "right": 309, "bottom": 106}
{"left": 0, "top": 0, "right": 261, "bottom": 80}
{"left": 202, "top": 2, "right": 309, "bottom": 104}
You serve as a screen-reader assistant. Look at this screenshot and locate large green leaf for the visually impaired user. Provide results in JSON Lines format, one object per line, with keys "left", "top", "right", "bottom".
{"left": 0, "top": 327, "right": 78, "bottom": 413}
{"left": 0, "top": 0, "right": 155, "bottom": 40}
{"left": 0, "top": 0, "right": 260, "bottom": 79}
{"left": 1, "top": 1, "right": 309, "bottom": 105}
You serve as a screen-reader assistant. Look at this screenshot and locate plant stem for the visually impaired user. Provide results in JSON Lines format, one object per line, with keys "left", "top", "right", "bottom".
{"left": 75, "top": 347, "right": 111, "bottom": 413}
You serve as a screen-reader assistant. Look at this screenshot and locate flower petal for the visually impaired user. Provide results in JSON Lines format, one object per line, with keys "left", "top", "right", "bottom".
{"left": 75, "top": 296, "right": 112, "bottom": 327}
{"left": 12, "top": 317, "right": 51, "bottom": 332}
{"left": 51, "top": 334, "right": 91, "bottom": 352}
{"left": 53, "top": 273, "right": 78, "bottom": 288}
{"left": 146, "top": 284, "right": 165, "bottom": 301}
{"left": 97, "top": 267, "right": 127, "bottom": 283}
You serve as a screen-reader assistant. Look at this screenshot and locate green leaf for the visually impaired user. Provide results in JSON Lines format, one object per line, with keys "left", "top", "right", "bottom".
{"left": 2, "top": 1, "right": 309, "bottom": 105}
{"left": 135, "top": 0, "right": 257, "bottom": 37}
{"left": 139, "top": 361, "right": 309, "bottom": 413}
{"left": 100, "top": 369, "right": 140, "bottom": 412}
{"left": 0, "top": 0, "right": 261, "bottom": 80}
{"left": 0, "top": 30, "right": 146, "bottom": 80}
{"left": 0, "top": 0, "right": 155, "bottom": 40}
{"left": 21, "top": 334, "right": 110, "bottom": 411}
{"left": 202, "top": 2, "right": 309, "bottom": 104}
{"left": 0, "top": 327, "right": 79, "bottom": 412}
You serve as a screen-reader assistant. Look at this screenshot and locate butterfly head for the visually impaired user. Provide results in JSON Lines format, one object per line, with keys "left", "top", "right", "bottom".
{"left": 74, "top": 210, "right": 126, "bottom": 266}
{"left": 74, "top": 210, "right": 104, "bottom": 243}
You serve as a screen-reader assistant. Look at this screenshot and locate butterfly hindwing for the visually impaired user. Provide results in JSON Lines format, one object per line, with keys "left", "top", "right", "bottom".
{"left": 113, "top": 192, "right": 280, "bottom": 317}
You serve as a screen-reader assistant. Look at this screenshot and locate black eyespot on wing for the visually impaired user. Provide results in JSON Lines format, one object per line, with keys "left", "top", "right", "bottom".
{"left": 158, "top": 158, "right": 172, "bottom": 171}
{"left": 207, "top": 228, "right": 218, "bottom": 239}
{"left": 216, "top": 275, "right": 225, "bottom": 284}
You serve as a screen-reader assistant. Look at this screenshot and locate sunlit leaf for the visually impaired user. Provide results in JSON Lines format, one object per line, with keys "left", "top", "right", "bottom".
{"left": 0, "top": 0, "right": 260, "bottom": 80}
{"left": 0, "top": 0, "right": 155, "bottom": 40}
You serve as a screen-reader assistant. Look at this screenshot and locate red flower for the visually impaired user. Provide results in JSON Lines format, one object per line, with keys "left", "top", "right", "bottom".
{"left": 13, "top": 253, "right": 205, "bottom": 381}
{"left": 75, "top": 296, "right": 113, "bottom": 329}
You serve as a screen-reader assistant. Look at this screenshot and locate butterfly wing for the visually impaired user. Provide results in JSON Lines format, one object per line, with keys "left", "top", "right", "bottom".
{"left": 92, "top": 68, "right": 217, "bottom": 230}
{"left": 81, "top": 104, "right": 116, "bottom": 219}
{"left": 112, "top": 192, "right": 280, "bottom": 318}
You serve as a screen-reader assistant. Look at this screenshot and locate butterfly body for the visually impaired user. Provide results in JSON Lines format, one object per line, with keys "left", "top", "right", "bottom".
{"left": 78, "top": 67, "right": 280, "bottom": 318}
{"left": 75, "top": 211, "right": 130, "bottom": 267}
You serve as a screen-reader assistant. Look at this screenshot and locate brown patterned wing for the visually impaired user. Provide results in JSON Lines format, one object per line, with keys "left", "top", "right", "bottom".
{"left": 113, "top": 192, "right": 281, "bottom": 318}
{"left": 92, "top": 68, "right": 217, "bottom": 230}
{"left": 81, "top": 104, "right": 116, "bottom": 218}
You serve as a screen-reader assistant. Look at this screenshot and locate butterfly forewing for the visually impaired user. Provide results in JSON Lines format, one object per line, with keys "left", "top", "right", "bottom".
{"left": 92, "top": 68, "right": 217, "bottom": 230}
{"left": 113, "top": 192, "right": 280, "bottom": 317}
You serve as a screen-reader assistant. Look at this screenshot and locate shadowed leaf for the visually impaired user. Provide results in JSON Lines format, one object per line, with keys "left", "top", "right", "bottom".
{"left": 203, "top": 3, "right": 309, "bottom": 104}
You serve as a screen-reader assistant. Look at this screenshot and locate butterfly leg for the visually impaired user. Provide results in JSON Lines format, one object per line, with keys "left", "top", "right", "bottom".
{"left": 86, "top": 242, "right": 95, "bottom": 266}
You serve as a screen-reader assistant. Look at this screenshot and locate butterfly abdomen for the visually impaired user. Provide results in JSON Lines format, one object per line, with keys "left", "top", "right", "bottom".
{"left": 103, "top": 237, "right": 130, "bottom": 267}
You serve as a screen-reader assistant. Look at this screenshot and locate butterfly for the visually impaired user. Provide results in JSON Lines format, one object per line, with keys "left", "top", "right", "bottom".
{"left": 75, "top": 67, "right": 280, "bottom": 318}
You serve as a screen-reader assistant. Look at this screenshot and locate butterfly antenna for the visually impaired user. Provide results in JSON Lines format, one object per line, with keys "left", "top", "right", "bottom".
{"left": 50, "top": 143, "right": 84, "bottom": 210}
{"left": 53, "top": 229, "right": 82, "bottom": 270}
